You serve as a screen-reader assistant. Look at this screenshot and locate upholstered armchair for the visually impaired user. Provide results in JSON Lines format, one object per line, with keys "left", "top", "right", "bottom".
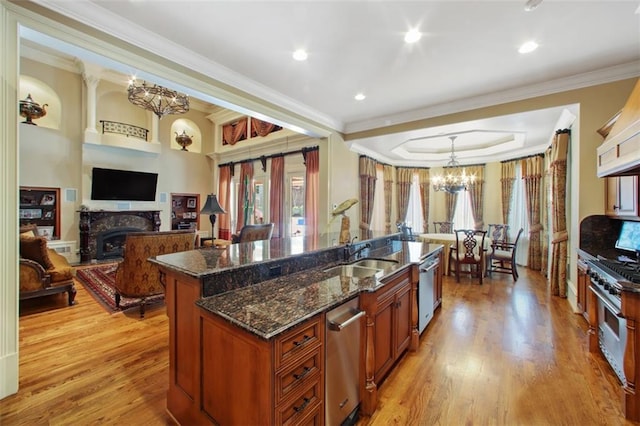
{"left": 231, "top": 223, "right": 274, "bottom": 243}
{"left": 113, "top": 230, "right": 195, "bottom": 317}
{"left": 487, "top": 228, "right": 524, "bottom": 281}
{"left": 19, "top": 226, "right": 76, "bottom": 306}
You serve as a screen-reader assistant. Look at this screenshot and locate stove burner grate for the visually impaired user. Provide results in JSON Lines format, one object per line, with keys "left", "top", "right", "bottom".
{"left": 597, "top": 258, "right": 640, "bottom": 284}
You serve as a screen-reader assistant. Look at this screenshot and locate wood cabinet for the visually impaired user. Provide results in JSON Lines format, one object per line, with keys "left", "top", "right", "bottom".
{"left": 171, "top": 193, "right": 200, "bottom": 230}
{"left": 19, "top": 186, "right": 60, "bottom": 239}
{"left": 360, "top": 267, "right": 414, "bottom": 416}
{"left": 163, "top": 263, "right": 324, "bottom": 425}
{"left": 200, "top": 310, "right": 324, "bottom": 425}
{"left": 577, "top": 258, "right": 589, "bottom": 323}
{"left": 605, "top": 176, "right": 639, "bottom": 217}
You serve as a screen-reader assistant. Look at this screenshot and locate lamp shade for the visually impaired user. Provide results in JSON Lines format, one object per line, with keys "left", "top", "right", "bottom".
{"left": 200, "top": 194, "right": 226, "bottom": 215}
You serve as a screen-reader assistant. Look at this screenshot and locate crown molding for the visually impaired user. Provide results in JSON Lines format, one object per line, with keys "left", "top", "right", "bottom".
{"left": 345, "top": 61, "right": 640, "bottom": 134}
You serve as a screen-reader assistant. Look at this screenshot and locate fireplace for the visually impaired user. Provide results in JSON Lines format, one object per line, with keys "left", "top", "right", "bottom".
{"left": 79, "top": 210, "right": 160, "bottom": 262}
{"left": 95, "top": 227, "right": 144, "bottom": 260}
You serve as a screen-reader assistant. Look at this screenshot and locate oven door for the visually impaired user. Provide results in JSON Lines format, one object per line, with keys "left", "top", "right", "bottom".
{"left": 591, "top": 284, "right": 627, "bottom": 384}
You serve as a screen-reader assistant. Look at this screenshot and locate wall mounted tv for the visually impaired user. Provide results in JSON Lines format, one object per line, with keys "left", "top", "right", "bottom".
{"left": 91, "top": 167, "right": 158, "bottom": 201}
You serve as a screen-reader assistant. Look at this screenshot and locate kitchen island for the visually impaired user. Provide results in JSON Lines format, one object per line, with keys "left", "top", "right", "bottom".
{"left": 151, "top": 232, "right": 443, "bottom": 425}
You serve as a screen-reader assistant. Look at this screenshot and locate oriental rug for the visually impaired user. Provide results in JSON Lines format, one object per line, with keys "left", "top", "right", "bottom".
{"left": 75, "top": 263, "right": 164, "bottom": 314}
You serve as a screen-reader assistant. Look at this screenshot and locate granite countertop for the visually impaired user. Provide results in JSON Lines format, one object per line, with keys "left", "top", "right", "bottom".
{"left": 151, "top": 231, "right": 393, "bottom": 278}
{"left": 195, "top": 241, "right": 443, "bottom": 340}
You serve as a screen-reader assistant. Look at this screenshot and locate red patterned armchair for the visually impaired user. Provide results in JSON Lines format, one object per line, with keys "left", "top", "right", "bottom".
{"left": 114, "top": 230, "right": 195, "bottom": 317}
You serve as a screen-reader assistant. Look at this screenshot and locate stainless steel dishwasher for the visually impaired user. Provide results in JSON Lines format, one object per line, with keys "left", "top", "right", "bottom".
{"left": 326, "top": 296, "right": 365, "bottom": 426}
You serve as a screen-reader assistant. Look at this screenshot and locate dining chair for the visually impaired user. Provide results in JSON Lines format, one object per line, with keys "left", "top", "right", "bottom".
{"left": 487, "top": 224, "right": 510, "bottom": 244}
{"left": 487, "top": 228, "right": 524, "bottom": 281}
{"left": 433, "top": 221, "right": 454, "bottom": 233}
{"left": 449, "top": 229, "right": 487, "bottom": 284}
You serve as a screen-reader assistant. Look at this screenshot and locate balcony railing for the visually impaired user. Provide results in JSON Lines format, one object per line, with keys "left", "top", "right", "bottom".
{"left": 99, "top": 120, "right": 148, "bottom": 141}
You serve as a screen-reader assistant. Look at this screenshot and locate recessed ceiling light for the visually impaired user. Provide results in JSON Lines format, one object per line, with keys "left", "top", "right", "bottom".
{"left": 518, "top": 41, "right": 539, "bottom": 54}
{"left": 354, "top": 93, "right": 366, "bottom": 101}
{"left": 404, "top": 28, "right": 422, "bottom": 44}
{"left": 524, "top": 0, "right": 543, "bottom": 12}
{"left": 292, "top": 49, "right": 308, "bottom": 61}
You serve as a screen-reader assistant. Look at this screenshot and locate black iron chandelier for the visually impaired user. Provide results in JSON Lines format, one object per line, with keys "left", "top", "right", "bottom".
{"left": 127, "top": 78, "right": 189, "bottom": 119}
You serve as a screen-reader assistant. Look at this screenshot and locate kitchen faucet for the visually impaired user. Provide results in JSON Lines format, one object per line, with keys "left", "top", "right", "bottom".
{"left": 345, "top": 242, "right": 371, "bottom": 261}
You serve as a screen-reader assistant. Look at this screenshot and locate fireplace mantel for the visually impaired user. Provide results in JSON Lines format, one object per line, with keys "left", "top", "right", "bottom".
{"left": 78, "top": 210, "right": 161, "bottom": 262}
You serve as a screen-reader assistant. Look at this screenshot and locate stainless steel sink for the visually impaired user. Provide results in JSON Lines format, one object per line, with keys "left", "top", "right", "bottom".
{"left": 324, "top": 265, "right": 381, "bottom": 279}
{"left": 349, "top": 259, "right": 398, "bottom": 270}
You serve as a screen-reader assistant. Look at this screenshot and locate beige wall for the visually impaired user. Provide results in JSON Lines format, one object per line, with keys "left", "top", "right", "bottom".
{"left": 20, "top": 57, "right": 217, "bottom": 238}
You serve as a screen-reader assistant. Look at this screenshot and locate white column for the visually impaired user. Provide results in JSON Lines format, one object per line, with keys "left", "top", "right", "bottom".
{"left": 150, "top": 113, "right": 160, "bottom": 144}
{"left": 78, "top": 61, "right": 103, "bottom": 144}
{"left": 83, "top": 74, "right": 99, "bottom": 133}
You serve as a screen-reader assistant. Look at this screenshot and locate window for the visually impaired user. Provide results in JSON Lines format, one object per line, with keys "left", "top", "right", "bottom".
{"left": 404, "top": 173, "right": 424, "bottom": 233}
{"left": 370, "top": 164, "right": 385, "bottom": 231}
{"left": 253, "top": 176, "right": 267, "bottom": 225}
{"left": 452, "top": 191, "right": 475, "bottom": 230}
{"left": 509, "top": 163, "right": 530, "bottom": 266}
{"left": 287, "top": 174, "right": 305, "bottom": 236}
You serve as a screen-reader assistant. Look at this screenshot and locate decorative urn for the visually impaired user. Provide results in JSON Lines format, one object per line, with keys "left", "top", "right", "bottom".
{"left": 19, "top": 94, "right": 48, "bottom": 125}
{"left": 175, "top": 130, "right": 193, "bottom": 151}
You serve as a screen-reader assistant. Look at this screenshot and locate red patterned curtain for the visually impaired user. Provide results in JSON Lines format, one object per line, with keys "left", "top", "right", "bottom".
{"left": 549, "top": 130, "right": 570, "bottom": 297}
{"left": 222, "top": 119, "right": 247, "bottom": 145}
{"left": 359, "top": 156, "right": 377, "bottom": 238}
{"left": 269, "top": 155, "right": 285, "bottom": 238}
{"left": 251, "top": 117, "right": 277, "bottom": 137}
{"left": 217, "top": 165, "right": 232, "bottom": 240}
{"left": 236, "top": 162, "right": 254, "bottom": 232}
{"left": 304, "top": 149, "right": 319, "bottom": 237}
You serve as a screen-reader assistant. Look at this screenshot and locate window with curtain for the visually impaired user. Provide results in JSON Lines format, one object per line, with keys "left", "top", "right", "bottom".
{"left": 370, "top": 164, "right": 386, "bottom": 231}
{"left": 453, "top": 191, "right": 474, "bottom": 230}
{"left": 510, "top": 163, "right": 530, "bottom": 266}
{"left": 405, "top": 173, "right": 424, "bottom": 233}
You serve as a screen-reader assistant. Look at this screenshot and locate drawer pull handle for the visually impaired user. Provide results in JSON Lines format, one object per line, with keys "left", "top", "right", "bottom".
{"left": 293, "top": 366, "right": 311, "bottom": 380}
{"left": 293, "top": 334, "right": 311, "bottom": 347}
{"left": 293, "top": 397, "right": 310, "bottom": 413}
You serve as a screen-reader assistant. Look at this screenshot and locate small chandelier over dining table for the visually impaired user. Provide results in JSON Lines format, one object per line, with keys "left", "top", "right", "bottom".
{"left": 432, "top": 136, "right": 475, "bottom": 193}
{"left": 127, "top": 78, "right": 189, "bottom": 119}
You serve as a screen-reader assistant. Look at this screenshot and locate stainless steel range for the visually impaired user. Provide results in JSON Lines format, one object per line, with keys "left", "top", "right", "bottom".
{"left": 586, "top": 256, "right": 640, "bottom": 384}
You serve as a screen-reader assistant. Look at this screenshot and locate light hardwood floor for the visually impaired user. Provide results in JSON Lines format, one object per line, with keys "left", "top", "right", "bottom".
{"left": 0, "top": 268, "right": 636, "bottom": 425}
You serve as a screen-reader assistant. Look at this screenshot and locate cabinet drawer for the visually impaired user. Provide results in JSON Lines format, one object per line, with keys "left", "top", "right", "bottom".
{"left": 276, "top": 379, "right": 322, "bottom": 426}
{"left": 275, "top": 349, "right": 322, "bottom": 405}
{"left": 275, "top": 316, "right": 322, "bottom": 370}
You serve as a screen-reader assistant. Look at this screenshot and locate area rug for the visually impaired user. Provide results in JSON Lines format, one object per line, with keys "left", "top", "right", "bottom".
{"left": 75, "top": 264, "right": 164, "bottom": 314}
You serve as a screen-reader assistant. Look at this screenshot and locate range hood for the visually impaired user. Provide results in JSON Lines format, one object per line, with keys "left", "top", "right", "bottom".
{"left": 597, "top": 78, "right": 640, "bottom": 177}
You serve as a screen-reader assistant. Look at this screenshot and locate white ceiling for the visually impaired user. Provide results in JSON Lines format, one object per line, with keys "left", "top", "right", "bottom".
{"left": 27, "top": 0, "right": 640, "bottom": 166}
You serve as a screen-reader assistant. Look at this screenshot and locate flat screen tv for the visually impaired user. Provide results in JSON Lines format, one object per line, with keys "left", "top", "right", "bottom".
{"left": 91, "top": 167, "right": 158, "bottom": 201}
{"left": 615, "top": 221, "right": 640, "bottom": 253}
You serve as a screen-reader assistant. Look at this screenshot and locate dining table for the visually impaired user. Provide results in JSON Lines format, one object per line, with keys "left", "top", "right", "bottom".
{"left": 418, "top": 232, "right": 492, "bottom": 276}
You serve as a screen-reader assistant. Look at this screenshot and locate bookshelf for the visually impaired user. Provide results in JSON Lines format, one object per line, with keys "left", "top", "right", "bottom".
{"left": 19, "top": 186, "right": 61, "bottom": 239}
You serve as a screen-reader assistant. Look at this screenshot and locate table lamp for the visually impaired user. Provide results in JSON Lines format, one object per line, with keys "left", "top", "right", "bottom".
{"left": 200, "top": 194, "right": 226, "bottom": 239}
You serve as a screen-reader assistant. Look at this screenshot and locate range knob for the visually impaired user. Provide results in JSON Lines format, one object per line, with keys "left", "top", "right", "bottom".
{"left": 609, "top": 287, "right": 619, "bottom": 296}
